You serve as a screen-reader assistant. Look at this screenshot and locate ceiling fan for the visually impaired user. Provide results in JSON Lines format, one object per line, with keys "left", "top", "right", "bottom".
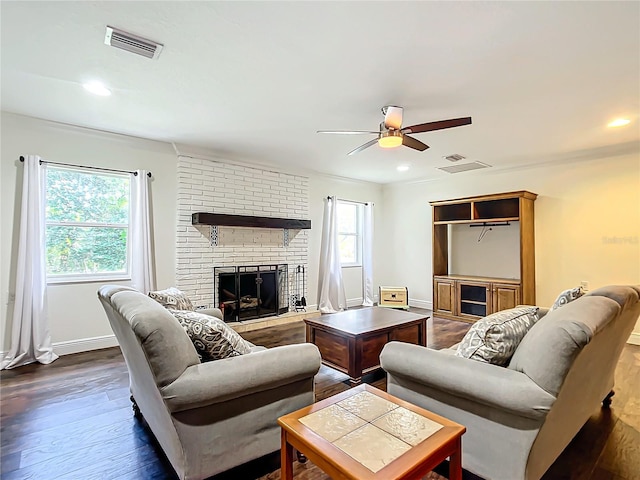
{"left": 317, "top": 106, "right": 472, "bottom": 155}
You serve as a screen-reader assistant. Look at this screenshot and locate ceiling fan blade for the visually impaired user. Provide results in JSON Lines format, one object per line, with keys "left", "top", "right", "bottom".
{"left": 317, "top": 130, "right": 379, "bottom": 135}
{"left": 402, "top": 116, "right": 472, "bottom": 134}
{"left": 402, "top": 135, "right": 429, "bottom": 151}
{"left": 347, "top": 138, "right": 379, "bottom": 155}
{"left": 384, "top": 106, "right": 404, "bottom": 130}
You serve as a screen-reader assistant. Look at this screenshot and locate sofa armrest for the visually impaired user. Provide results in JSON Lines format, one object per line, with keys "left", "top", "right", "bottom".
{"left": 380, "top": 342, "right": 555, "bottom": 421}
{"left": 161, "top": 343, "right": 321, "bottom": 413}
{"left": 198, "top": 307, "right": 223, "bottom": 320}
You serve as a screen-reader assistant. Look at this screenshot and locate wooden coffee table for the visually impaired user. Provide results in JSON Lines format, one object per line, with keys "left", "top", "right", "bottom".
{"left": 304, "top": 308, "right": 428, "bottom": 386}
{"left": 278, "top": 384, "right": 465, "bottom": 480}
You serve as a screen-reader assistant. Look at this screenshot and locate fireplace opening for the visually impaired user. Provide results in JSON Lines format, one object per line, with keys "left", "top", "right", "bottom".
{"left": 215, "top": 265, "right": 288, "bottom": 322}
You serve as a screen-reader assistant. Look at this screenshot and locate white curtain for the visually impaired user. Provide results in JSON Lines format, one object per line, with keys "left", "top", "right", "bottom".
{"left": 2, "top": 155, "right": 58, "bottom": 370}
{"left": 317, "top": 196, "right": 346, "bottom": 313}
{"left": 362, "top": 202, "right": 374, "bottom": 306}
{"left": 130, "top": 170, "right": 156, "bottom": 294}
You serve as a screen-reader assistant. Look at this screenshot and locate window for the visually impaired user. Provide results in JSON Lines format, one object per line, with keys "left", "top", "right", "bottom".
{"left": 337, "top": 200, "right": 362, "bottom": 267}
{"left": 45, "top": 166, "right": 131, "bottom": 282}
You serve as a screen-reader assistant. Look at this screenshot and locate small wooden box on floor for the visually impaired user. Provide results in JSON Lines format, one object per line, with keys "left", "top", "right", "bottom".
{"left": 378, "top": 286, "right": 409, "bottom": 309}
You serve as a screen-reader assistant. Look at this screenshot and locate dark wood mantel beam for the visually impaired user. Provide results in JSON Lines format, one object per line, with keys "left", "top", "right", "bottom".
{"left": 192, "top": 212, "right": 311, "bottom": 229}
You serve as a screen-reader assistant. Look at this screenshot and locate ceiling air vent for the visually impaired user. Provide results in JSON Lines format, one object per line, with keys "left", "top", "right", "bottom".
{"left": 444, "top": 154, "right": 466, "bottom": 162}
{"left": 437, "top": 162, "right": 491, "bottom": 174}
{"left": 105, "top": 26, "right": 163, "bottom": 60}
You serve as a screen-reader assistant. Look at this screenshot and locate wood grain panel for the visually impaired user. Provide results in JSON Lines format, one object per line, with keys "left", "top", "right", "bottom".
{"left": 432, "top": 222, "right": 448, "bottom": 276}
{"left": 361, "top": 334, "right": 389, "bottom": 370}
{"left": 390, "top": 325, "right": 420, "bottom": 344}
{"left": 520, "top": 197, "right": 536, "bottom": 305}
{"left": 313, "top": 329, "right": 348, "bottom": 367}
{"left": 493, "top": 284, "right": 521, "bottom": 312}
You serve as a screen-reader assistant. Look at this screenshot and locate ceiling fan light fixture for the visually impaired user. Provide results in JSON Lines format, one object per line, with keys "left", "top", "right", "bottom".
{"left": 378, "top": 131, "right": 403, "bottom": 148}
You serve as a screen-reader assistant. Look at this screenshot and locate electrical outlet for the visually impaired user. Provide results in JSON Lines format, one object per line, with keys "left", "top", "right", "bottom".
{"left": 580, "top": 281, "right": 589, "bottom": 291}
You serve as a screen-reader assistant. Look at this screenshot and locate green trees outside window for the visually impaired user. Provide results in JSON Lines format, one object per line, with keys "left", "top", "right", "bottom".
{"left": 45, "top": 167, "right": 130, "bottom": 277}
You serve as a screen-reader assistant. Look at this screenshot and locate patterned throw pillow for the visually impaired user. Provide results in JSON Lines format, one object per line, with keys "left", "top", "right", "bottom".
{"left": 550, "top": 286, "right": 584, "bottom": 311}
{"left": 455, "top": 307, "right": 540, "bottom": 366}
{"left": 168, "top": 310, "right": 252, "bottom": 361}
{"left": 149, "top": 287, "right": 194, "bottom": 311}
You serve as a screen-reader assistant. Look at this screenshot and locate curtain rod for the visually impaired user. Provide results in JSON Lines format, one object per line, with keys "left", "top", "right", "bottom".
{"left": 19, "top": 156, "right": 152, "bottom": 177}
{"left": 326, "top": 196, "right": 370, "bottom": 206}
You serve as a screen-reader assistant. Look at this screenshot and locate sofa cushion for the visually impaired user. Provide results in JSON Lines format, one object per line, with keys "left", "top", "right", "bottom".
{"left": 109, "top": 290, "right": 201, "bottom": 388}
{"left": 168, "top": 310, "right": 252, "bottom": 361}
{"left": 455, "top": 306, "right": 540, "bottom": 366}
{"left": 508, "top": 296, "right": 621, "bottom": 395}
{"left": 550, "top": 286, "right": 584, "bottom": 311}
{"left": 149, "top": 287, "right": 195, "bottom": 311}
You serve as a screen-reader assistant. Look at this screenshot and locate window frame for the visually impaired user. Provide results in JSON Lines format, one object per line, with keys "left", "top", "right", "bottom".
{"left": 44, "top": 166, "right": 133, "bottom": 285}
{"left": 336, "top": 199, "right": 363, "bottom": 268}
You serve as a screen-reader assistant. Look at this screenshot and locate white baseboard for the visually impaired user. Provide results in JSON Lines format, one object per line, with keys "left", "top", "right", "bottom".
{"left": 409, "top": 298, "right": 433, "bottom": 310}
{"left": 347, "top": 297, "right": 364, "bottom": 308}
{"left": 53, "top": 334, "right": 119, "bottom": 356}
{"left": 0, "top": 334, "right": 119, "bottom": 360}
{"left": 627, "top": 332, "right": 640, "bottom": 346}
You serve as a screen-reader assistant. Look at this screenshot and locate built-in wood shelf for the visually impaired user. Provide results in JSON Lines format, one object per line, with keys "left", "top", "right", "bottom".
{"left": 192, "top": 213, "right": 311, "bottom": 229}
{"left": 431, "top": 190, "right": 537, "bottom": 321}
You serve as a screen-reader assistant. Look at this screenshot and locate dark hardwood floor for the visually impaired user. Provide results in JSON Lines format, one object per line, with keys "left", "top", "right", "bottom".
{"left": 1, "top": 312, "right": 638, "bottom": 480}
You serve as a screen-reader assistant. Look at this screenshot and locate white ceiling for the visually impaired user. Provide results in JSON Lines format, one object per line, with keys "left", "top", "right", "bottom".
{"left": 1, "top": 1, "right": 639, "bottom": 184}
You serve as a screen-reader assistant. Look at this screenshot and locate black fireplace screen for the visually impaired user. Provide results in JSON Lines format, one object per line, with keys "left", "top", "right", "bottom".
{"left": 214, "top": 264, "right": 288, "bottom": 322}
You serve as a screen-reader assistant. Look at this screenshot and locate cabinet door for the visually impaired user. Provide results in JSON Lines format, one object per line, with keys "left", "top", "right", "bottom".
{"left": 434, "top": 278, "right": 456, "bottom": 316}
{"left": 458, "top": 281, "right": 491, "bottom": 320}
{"left": 492, "top": 284, "right": 521, "bottom": 312}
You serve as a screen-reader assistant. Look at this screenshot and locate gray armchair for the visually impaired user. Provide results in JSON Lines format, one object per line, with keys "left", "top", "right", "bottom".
{"left": 98, "top": 285, "right": 321, "bottom": 480}
{"left": 380, "top": 285, "right": 640, "bottom": 480}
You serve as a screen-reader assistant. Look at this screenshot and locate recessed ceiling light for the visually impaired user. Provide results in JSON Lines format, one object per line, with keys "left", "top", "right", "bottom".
{"left": 607, "top": 118, "right": 630, "bottom": 128}
{"left": 397, "top": 165, "right": 409, "bottom": 172}
{"left": 83, "top": 81, "right": 111, "bottom": 96}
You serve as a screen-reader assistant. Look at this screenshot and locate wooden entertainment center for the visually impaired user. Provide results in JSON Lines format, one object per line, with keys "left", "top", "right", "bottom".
{"left": 431, "top": 191, "right": 537, "bottom": 323}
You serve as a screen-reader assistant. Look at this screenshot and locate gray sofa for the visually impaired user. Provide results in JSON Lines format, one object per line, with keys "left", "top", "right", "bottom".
{"left": 98, "top": 285, "right": 321, "bottom": 480}
{"left": 380, "top": 285, "right": 640, "bottom": 480}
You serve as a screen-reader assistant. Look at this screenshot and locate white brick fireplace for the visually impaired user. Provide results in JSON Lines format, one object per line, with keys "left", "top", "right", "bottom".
{"left": 175, "top": 156, "right": 309, "bottom": 313}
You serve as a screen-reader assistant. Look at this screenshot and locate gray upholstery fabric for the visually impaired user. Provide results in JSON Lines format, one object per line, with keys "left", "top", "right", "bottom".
{"left": 508, "top": 296, "right": 619, "bottom": 396}
{"left": 380, "top": 285, "right": 640, "bottom": 480}
{"left": 97, "top": 285, "right": 322, "bottom": 480}
{"left": 381, "top": 342, "right": 555, "bottom": 420}
{"left": 162, "top": 343, "right": 322, "bottom": 412}
{"left": 112, "top": 290, "right": 201, "bottom": 388}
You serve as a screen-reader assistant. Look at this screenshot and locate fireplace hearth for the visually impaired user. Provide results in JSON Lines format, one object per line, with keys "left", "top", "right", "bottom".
{"left": 215, "top": 265, "right": 288, "bottom": 322}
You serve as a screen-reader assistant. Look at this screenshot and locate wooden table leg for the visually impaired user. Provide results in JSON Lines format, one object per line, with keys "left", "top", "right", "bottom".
{"left": 449, "top": 438, "right": 462, "bottom": 480}
{"left": 281, "top": 429, "right": 294, "bottom": 480}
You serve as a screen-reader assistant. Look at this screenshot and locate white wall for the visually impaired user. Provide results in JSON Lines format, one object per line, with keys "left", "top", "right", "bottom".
{"left": 450, "top": 222, "right": 520, "bottom": 279}
{"left": 308, "top": 175, "right": 383, "bottom": 308}
{"left": 379, "top": 151, "right": 640, "bottom": 341}
{"left": 3, "top": 112, "right": 637, "bottom": 354}
{"left": 1, "top": 113, "right": 385, "bottom": 356}
{"left": 1, "top": 113, "right": 177, "bottom": 353}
